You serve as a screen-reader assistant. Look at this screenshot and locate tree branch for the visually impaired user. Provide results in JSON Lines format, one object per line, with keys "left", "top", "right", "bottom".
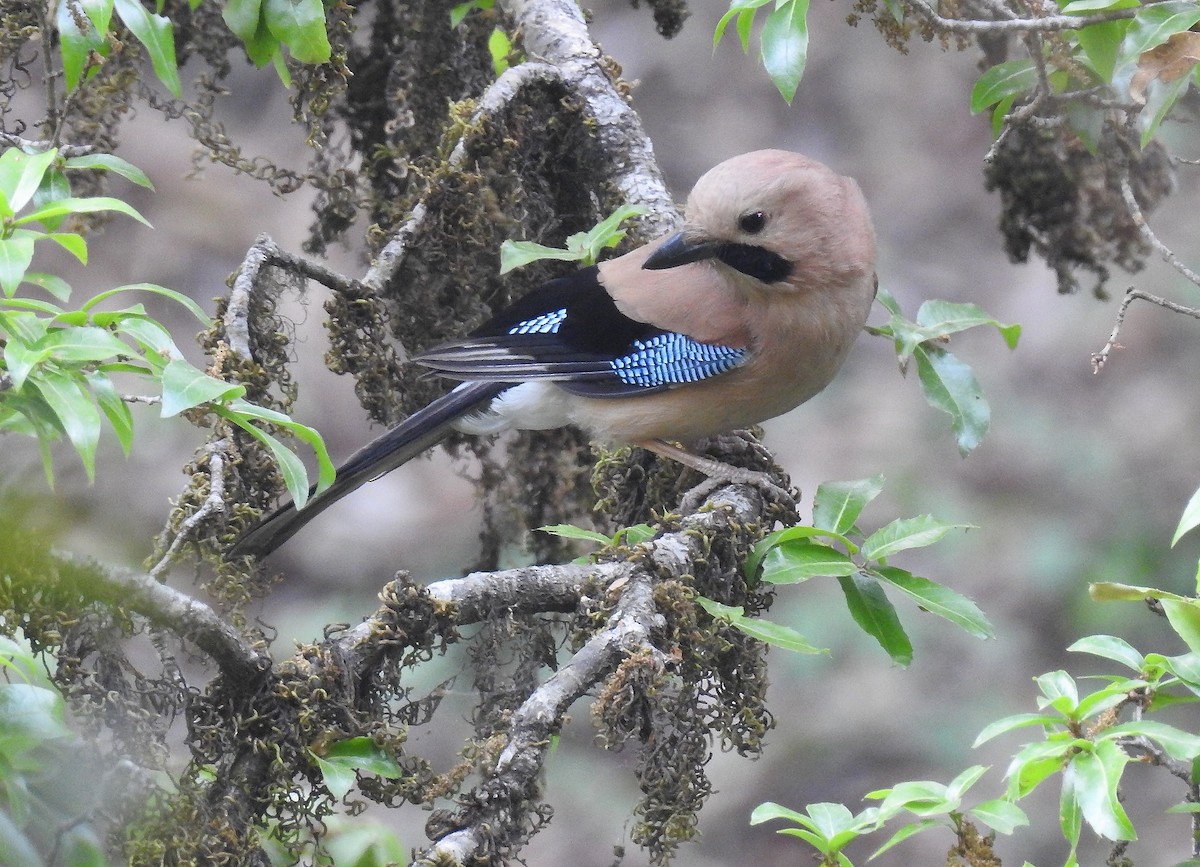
{"left": 904, "top": 0, "right": 1139, "bottom": 33}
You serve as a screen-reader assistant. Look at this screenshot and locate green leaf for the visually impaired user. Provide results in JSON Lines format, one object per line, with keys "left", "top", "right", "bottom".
{"left": 713, "top": 0, "right": 772, "bottom": 51}
{"left": 0, "top": 233, "right": 37, "bottom": 296}
{"left": 0, "top": 683, "right": 71, "bottom": 755}
{"left": 812, "top": 474, "right": 884, "bottom": 535}
{"left": 310, "top": 737, "right": 407, "bottom": 798}
{"left": 970, "top": 59, "right": 1037, "bottom": 113}
{"left": 870, "top": 779, "right": 955, "bottom": 816}
{"left": 37, "top": 325, "right": 132, "bottom": 364}
{"left": 1007, "top": 741, "right": 1080, "bottom": 799}
{"left": 1061, "top": 0, "right": 1137, "bottom": 12}
{"left": 159, "top": 358, "right": 244, "bottom": 417}
{"left": 54, "top": 0, "right": 113, "bottom": 91}
{"left": 1067, "top": 634, "right": 1145, "bottom": 672}
{"left": 861, "top": 514, "right": 971, "bottom": 561}
{"left": 263, "top": 0, "right": 332, "bottom": 63}
{"left": 223, "top": 0, "right": 265, "bottom": 43}
{"left": 45, "top": 232, "right": 88, "bottom": 264}
{"left": 30, "top": 368, "right": 102, "bottom": 481}
{"left": 81, "top": 282, "right": 211, "bottom": 324}
{"left": 1089, "top": 580, "right": 1193, "bottom": 604}
{"left": 1163, "top": 597, "right": 1200, "bottom": 655}
{"left": 1107, "top": 719, "right": 1200, "bottom": 763}
{"left": 873, "top": 566, "right": 994, "bottom": 639}
{"left": 1137, "top": 71, "right": 1191, "bottom": 145}
{"left": 973, "top": 711, "right": 1061, "bottom": 747}
{"left": 450, "top": 0, "right": 493, "bottom": 28}
{"left": 750, "top": 801, "right": 810, "bottom": 826}
{"left": 969, "top": 799, "right": 1029, "bottom": 834}
{"left": 310, "top": 753, "right": 357, "bottom": 800}
{"left": 1174, "top": 485, "right": 1200, "bottom": 546}
{"left": 1036, "top": 669, "right": 1080, "bottom": 712}
{"left": 837, "top": 573, "right": 912, "bottom": 666}
{"left": 537, "top": 524, "right": 614, "bottom": 545}
{"left": 1076, "top": 18, "right": 1132, "bottom": 81}
{"left": 498, "top": 239, "right": 581, "bottom": 274}
{"left": 224, "top": 399, "right": 335, "bottom": 494}
{"left": 695, "top": 595, "right": 827, "bottom": 654}
{"left": 114, "top": 314, "right": 178, "bottom": 358}
{"left": 0, "top": 148, "right": 58, "bottom": 214}
{"left": 913, "top": 344, "right": 990, "bottom": 456}
{"left": 488, "top": 26, "right": 512, "bottom": 76}
{"left": 760, "top": 0, "right": 810, "bottom": 104}
{"left": 324, "top": 736, "right": 407, "bottom": 777}
{"left": 1069, "top": 741, "right": 1136, "bottom": 840}
{"left": 574, "top": 204, "right": 648, "bottom": 263}
{"left": 1120, "top": 0, "right": 1200, "bottom": 64}
{"left": 760, "top": 539, "right": 857, "bottom": 584}
{"left": 728, "top": 614, "right": 828, "bottom": 654}
{"left": 869, "top": 819, "right": 942, "bottom": 858}
{"left": 13, "top": 195, "right": 150, "bottom": 228}
{"left": 915, "top": 299, "right": 1021, "bottom": 349}
{"left": 745, "top": 524, "right": 857, "bottom": 580}
{"left": 63, "top": 153, "right": 155, "bottom": 189}
{"left": 217, "top": 407, "right": 315, "bottom": 508}
{"left": 20, "top": 272, "right": 73, "bottom": 301}
{"left": 85, "top": 370, "right": 135, "bottom": 455}
{"left": 112, "top": 0, "right": 182, "bottom": 97}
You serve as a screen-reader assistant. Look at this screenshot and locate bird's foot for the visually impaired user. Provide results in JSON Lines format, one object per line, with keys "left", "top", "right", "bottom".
{"left": 640, "top": 437, "right": 797, "bottom": 513}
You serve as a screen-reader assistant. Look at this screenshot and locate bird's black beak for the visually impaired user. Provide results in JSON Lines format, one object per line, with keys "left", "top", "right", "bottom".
{"left": 641, "top": 231, "right": 724, "bottom": 271}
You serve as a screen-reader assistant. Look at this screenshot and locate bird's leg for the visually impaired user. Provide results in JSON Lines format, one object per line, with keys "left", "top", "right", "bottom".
{"left": 639, "top": 438, "right": 796, "bottom": 512}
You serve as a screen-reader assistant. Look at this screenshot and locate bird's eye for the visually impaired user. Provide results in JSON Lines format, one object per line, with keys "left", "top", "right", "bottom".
{"left": 738, "top": 210, "right": 767, "bottom": 234}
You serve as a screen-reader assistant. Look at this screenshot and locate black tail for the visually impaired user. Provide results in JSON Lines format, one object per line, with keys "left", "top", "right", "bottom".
{"left": 228, "top": 381, "right": 505, "bottom": 560}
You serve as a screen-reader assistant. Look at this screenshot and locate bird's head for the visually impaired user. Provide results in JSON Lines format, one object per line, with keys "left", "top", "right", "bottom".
{"left": 643, "top": 149, "right": 876, "bottom": 294}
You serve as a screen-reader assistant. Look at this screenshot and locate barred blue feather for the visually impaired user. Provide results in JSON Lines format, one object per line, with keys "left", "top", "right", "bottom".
{"left": 610, "top": 334, "right": 745, "bottom": 388}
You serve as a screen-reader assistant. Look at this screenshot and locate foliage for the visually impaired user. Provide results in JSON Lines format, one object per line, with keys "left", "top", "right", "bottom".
{"left": 759, "top": 612, "right": 1200, "bottom": 865}
{"left": 499, "top": 204, "right": 650, "bottom": 273}
{"left": 714, "top": 0, "right": 812, "bottom": 103}
{"left": 743, "top": 476, "right": 989, "bottom": 664}
{"left": 0, "top": 147, "right": 333, "bottom": 506}
{"left": 869, "top": 290, "right": 1021, "bottom": 457}
{"left": 0, "top": 632, "right": 108, "bottom": 867}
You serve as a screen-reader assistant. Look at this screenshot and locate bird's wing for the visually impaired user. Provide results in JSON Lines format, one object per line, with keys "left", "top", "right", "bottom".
{"left": 414, "top": 266, "right": 747, "bottom": 398}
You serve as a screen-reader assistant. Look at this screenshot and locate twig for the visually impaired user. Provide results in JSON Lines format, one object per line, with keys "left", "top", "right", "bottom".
{"left": 1092, "top": 287, "right": 1200, "bottom": 372}
{"left": 904, "top": 0, "right": 1139, "bottom": 33}
{"left": 225, "top": 234, "right": 369, "bottom": 358}
{"left": 1119, "top": 174, "right": 1200, "bottom": 288}
{"left": 1092, "top": 174, "right": 1200, "bottom": 371}
{"left": 149, "top": 438, "right": 233, "bottom": 580}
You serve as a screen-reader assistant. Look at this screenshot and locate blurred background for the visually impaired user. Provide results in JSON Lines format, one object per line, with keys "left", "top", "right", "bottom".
{"left": 5, "top": 0, "right": 1200, "bottom": 864}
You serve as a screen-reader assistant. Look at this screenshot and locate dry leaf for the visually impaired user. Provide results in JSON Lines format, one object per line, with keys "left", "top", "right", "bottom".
{"left": 1130, "top": 31, "right": 1200, "bottom": 105}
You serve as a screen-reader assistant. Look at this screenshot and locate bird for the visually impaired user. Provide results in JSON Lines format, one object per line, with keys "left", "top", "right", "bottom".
{"left": 229, "top": 149, "right": 877, "bottom": 559}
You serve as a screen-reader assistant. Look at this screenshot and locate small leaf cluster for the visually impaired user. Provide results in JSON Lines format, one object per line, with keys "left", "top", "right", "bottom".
{"left": 714, "top": 0, "right": 812, "bottom": 103}
{"left": 499, "top": 204, "right": 650, "bottom": 274}
{"left": 757, "top": 612, "right": 1200, "bottom": 864}
{"left": 0, "top": 146, "right": 333, "bottom": 505}
{"left": 970, "top": 0, "right": 1200, "bottom": 146}
{"left": 309, "top": 736, "right": 408, "bottom": 802}
{"left": 55, "top": 0, "right": 333, "bottom": 95}
{"left": 752, "top": 763, "right": 1025, "bottom": 867}
{"left": 869, "top": 290, "right": 1021, "bottom": 457}
{"left": 56, "top": 0, "right": 183, "bottom": 97}
{"left": 223, "top": 0, "right": 333, "bottom": 75}
{"left": 735, "top": 476, "right": 990, "bottom": 664}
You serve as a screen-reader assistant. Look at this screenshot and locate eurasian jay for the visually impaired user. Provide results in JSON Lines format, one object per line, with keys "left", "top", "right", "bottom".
{"left": 230, "top": 150, "right": 877, "bottom": 559}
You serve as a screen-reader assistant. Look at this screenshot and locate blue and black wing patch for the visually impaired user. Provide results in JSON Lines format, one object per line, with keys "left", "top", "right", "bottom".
{"left": 414, "top": 266, "right": 747, "bottom": 398}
